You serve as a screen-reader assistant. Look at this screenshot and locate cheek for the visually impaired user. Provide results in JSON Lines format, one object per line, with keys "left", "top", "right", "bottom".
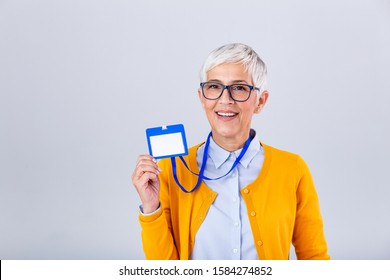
{"left": 240, "top": 104, "right": 257, "bottom": 119}
{"left": 202, "top": 100, "right": 216, "bottom": 111}
{"left": 243, "top": 103, "right": 253, "bottom": 111}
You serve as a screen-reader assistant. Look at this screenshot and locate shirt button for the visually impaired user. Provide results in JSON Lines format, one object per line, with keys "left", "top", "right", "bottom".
{"left": 234, "top": 222, "right": 239, "bottom": 227}
{"left": 257, "top": 240, "right": 263, "bottom": 246}
{"left": 243, "top": 189, "right": 249, "bottom": 194}
{"left": 231, "top": 172, "right": 236, "bottom": 177}
{"left": 232, "top": 248, "right": 238, "bottom": 254}
{"left": 232, "top": 197, "right": 237, "bottom": 203}
{"left": 250, "top": 211, "right": 256, "bottom": 217}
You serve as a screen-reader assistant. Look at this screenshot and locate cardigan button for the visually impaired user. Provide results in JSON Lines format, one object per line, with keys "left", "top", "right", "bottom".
{"left": 243, "top": 189, "right": 249, "bottom": 194}
{"left": 250, "top": 211, "right": 256, "bottom": 217}
{"left": 257, "top": 240, "right": 263, "bottom": 246}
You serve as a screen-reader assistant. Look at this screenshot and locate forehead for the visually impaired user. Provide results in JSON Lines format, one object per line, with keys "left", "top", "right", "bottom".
{"left": 206, "top": 63, "right": 251, "bottom": 83}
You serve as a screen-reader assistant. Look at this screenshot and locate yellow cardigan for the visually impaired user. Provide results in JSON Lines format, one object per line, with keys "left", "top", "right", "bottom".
{"left": 139, "top": 142, "right": 330, "bottom": 260}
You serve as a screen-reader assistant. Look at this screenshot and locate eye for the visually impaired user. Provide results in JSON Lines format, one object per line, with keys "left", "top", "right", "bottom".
{"left": 206, "top": 83, "right": 222, "bottom": 90}
{"left": 231, "top": 84, "right": 249, "bottom": 92}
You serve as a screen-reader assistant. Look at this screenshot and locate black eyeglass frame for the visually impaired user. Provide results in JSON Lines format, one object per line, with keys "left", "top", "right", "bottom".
{"left": 200, "top": 82, "right": 260, "bottom": 102}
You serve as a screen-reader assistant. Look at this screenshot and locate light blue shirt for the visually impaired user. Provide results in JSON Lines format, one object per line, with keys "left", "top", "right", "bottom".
{"left": 190, "top": 129, "right": 264, "bottom": 260}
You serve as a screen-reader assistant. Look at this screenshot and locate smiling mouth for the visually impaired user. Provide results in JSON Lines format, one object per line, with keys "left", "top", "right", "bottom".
{"left": 216, "top": 111, "right": 238, "bottom": 118}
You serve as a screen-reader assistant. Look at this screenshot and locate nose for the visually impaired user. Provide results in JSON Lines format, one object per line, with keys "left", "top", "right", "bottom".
{"left": 219, "top": 87, "right": 234, "bottom": 104}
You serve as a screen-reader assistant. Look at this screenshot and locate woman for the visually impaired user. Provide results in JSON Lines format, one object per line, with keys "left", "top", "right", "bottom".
{"left": 132, "top": 43, "right": 330, "bottom": 260}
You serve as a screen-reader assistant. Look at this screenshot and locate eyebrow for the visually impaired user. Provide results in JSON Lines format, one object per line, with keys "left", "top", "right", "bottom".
{"left": 207, "top": 79, "right": 250, "bottom": 84}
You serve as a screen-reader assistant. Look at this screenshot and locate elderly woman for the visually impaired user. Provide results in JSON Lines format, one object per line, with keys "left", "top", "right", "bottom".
{"left": 132, "top": 43, "right": 330, "bottom": 260}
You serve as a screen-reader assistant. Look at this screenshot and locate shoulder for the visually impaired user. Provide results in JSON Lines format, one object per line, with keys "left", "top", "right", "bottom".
{"left": 262, "top": 143, "right": 301, "bottom": 161}
{"left": 261, "top": 143, "right": 309, "bottom": 174}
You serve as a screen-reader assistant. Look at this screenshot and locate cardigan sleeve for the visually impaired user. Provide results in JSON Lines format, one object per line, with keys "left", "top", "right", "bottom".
{"left": 292, "top": 156, "right": 330, "bottom": 260}
{"left": 138, "top": 159, "right": 179, "bottom": 260}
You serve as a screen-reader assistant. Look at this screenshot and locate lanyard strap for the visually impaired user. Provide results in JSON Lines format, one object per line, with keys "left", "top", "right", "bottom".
{"left": 171, "top": 132, "right": 253, "bottom": 193}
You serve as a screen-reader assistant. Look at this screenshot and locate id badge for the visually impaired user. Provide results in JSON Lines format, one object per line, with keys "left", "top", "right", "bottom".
{"left": 146, "top": 124, "right": 188, "bottom": 159}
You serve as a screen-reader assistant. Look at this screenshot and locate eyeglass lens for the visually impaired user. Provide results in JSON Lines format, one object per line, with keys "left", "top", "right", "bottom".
{"left": 202, "top": 82, "right": 251, "bottom": 101}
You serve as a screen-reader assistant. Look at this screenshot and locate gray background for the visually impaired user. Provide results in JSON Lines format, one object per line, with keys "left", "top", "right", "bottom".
{"left": 1, "top": 0, "right": 389, "bottom": 260}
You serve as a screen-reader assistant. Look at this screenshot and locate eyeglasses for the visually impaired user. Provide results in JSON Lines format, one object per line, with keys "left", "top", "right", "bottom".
{"left": 200, "top": 82, "right": 260, "bottom": 102}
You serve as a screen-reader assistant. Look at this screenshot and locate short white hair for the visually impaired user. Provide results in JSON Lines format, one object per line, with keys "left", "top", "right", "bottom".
{"left": 199, "top": 43, "right": 267, "bottom": 92}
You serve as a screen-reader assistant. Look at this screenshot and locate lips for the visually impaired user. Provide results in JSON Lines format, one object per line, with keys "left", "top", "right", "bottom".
{"left": 216, "top": 111, "right": 238, "bottom": 119}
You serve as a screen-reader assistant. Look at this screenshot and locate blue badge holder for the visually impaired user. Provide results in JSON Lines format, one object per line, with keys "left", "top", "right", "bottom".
{"left": 146, "top": 124, "right": 188, "bottom": 159}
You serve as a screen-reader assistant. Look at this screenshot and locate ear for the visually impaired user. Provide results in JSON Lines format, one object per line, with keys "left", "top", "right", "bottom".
{"left": 254, "top": 90, "right": 269, "bottom": 114}
{"left": 198, "top": 88, "right": 205, "bottom": 109}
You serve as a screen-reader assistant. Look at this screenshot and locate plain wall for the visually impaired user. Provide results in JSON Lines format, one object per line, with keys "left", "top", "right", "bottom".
{"left": 1, "top": 0, "right": 389, "bottom": 259}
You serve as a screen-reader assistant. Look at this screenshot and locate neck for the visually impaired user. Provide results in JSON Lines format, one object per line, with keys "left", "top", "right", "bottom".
{"left": 211, "top": 131, "right": 250, "bottom": 152}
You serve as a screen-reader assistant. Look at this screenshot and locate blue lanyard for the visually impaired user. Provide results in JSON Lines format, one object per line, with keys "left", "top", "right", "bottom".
{"left": 170, "top": 132, "right": 253, "bottom": 193}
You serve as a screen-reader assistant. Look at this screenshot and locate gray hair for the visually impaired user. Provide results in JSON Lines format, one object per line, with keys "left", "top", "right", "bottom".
{"left": 199, "top": 43, "right": 267, "bottom": 92}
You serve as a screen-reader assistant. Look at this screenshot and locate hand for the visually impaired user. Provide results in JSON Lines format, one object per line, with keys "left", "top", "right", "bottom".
{"left": 132, "top": 154, "right": 162, "bottom": 214}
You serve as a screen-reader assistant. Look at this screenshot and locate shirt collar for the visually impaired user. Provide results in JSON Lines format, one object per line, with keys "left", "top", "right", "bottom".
{"left": 208, "top": 129, "right": 262, "bottom": 169}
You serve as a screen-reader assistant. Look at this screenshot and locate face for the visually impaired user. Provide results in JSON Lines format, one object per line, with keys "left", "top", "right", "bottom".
{"left": 198, "top": 63, "right": 268, "bottom": 150}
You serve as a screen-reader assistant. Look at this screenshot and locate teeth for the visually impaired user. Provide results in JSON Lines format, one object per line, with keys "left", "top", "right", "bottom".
{"left": 217, "top": 112, "right": 237, "bottom": 117}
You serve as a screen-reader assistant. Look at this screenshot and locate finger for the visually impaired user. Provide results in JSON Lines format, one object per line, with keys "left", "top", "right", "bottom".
{"left": 137, "top": 160, "right": 161, "bottom": 172}
{"left": 136, "top": 172, "right": 159, "bottom": 191}
{"left": 132, "top": 155, "right": 161, "bottom": 188}
{"left": 136, "top": 158, "right": 161, "bottom": 173}
{"left": 132, "top": 161, "right": 161, "bottom": 181}
{"left": 136, "top": 155, "right": 157, "bottom": 166}
{"left": 136, "top": 161, "right": 160, "bottom": 174}
{"left": 132, "top": 168, "right": 159, "bottom": 187}
{"left": 136, "top": 161, "right": 160, "bottom": 172}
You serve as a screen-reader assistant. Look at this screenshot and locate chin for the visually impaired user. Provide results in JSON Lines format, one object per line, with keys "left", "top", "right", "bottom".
{"left": 214, "top": 127, "right": 240, "bottom": 139}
